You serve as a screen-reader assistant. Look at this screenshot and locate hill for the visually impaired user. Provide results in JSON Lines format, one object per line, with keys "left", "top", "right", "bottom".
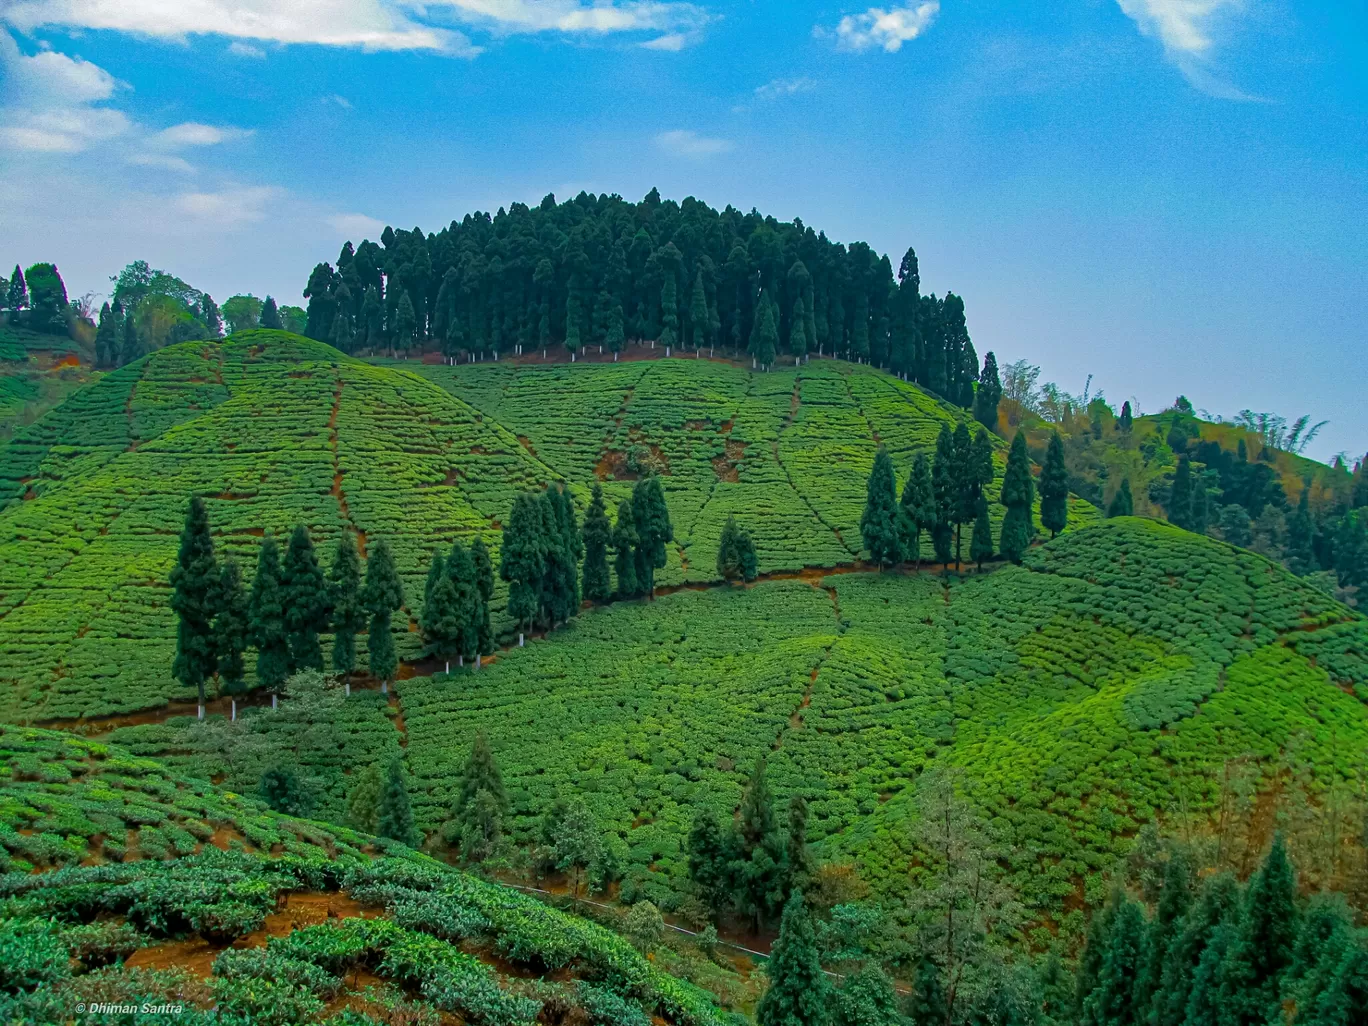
{"left": 0, "top": 723, "right": 744, "bottom": 1025}
{"left": 0, "top": 330, "right": 1094, "bottom": 722}
{"left": 105, "top": 518, "right": 1368, "bottom": 928}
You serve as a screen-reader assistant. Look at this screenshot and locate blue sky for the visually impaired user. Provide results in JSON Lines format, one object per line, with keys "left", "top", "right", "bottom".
{"left": 0, "top": 1, "right": 1363, "bottom": 461}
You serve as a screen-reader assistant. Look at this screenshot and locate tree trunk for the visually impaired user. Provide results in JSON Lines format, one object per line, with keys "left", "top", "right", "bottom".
{"left": 272, "top": 693, "right": 278, "bottom": 709}
{"left": 198, "top": 681, "right": 205, "bottom": 720}
{"left": 665, "top": 346, "right": 671, "bottom": 357}
{"left": 474, "top": 653, "right": 480, "bottom": 671}
{"left": 345, "top": 678, "right": 350, "bottom": 696}
{"left": 614, "top": 352, "right": 618, "bottom": 361}
{"left": 445, "top": 660, "right": 450, "bottom": 675}
{"left": 519, "top": 632, "right": 525, "bottom": 647}
{"left": 231, "top": 699, "right": 237, "bottom": 721}
{"left": 458, "top": 654, "right": 464, "bottom": 667}
{"left": 382, "top": 679, "right": 388, "bottom": 695}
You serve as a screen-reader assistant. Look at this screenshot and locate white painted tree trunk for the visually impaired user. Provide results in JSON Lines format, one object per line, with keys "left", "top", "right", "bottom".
{"left": 272, "top": 693, "right": 278, "bottom": 709}
{"left": 752, "top": 357, "right": 757, "bottom": 369}
{"left": 458, "top": 654, "right": 464, "bottom": 667}
{"left": 382, "top": 680, "right": 388, "bottom": 695}
{"left": 344, "top": 680, "right": 350, "bottom": 696}
{"left": 571, "top": 352, "right": 575, "bottom": 362}
{"left": 614, "top": 352, "right": 618, "bottom": 361}
{"left": 231, "top": 699, "right": 237, "bottom": 721}
{"left": 665, "top": 346, "right": 671, "bottom": 357}
{"left": 445, "top": 660, "right": 450, "bottom": 674}
{"left": 519, "top": 632, "right": 525, "bottom": 647}
{"left": 474, "top": 654, "right": 480, "bottom": 671}
{"left": 198, "top": 702, "right": 204, "bottom": 721}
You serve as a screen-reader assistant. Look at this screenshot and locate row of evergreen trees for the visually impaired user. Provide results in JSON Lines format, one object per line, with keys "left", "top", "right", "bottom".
{"left": 169, "top": 498, "right": 406, "bottom": 715}
{"left": 92, "top": 293, "right": 295, "bottom": 369}
{"left": 859, "top": 423, "right": 1070, "bottom": 570}
{"left": 299, "top": 191, "right": 992, "bottom": 407}
{"left": 420, "top": 536, "right": 495, "bottom": 673}
{"left": 1, "top": 262, "right": 69, "bottom": 334}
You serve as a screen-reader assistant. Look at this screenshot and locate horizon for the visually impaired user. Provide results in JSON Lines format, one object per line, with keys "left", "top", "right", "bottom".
{"left": 1, "top": 1, "right": 1364, "bottom": 462}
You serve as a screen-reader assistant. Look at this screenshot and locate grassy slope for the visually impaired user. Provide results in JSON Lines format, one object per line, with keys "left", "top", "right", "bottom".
{"left": 0, "top": 333, "right": 1095, "bottom": 721}
{"left": 109, "top": 519, "right": 1368, "bottom": 926}
{"left": 0, "top": 724, "right": 739, "bottom": 1025}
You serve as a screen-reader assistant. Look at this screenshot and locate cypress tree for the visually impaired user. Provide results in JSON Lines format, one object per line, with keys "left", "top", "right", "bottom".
{"left": 453, "top": 731, "right": 509, "bottom": 841}
{"left": 606, "top": 302, "right": 625, "bottom": 358}
{"left": 750, "top": 288, "right": 778, "bottom": 369}
{"left": 1155, "top": 873, "right": 1241, "bottom": 1026}
{"left": 687, "top": 806, "right": 735, "bottom": 914}
{"left": 121, "top": 309, "right": 142, "bottom": 366}
{"left": 970, "top": 496, "right": 993, "bottom": 568}
{"left": 1192, "top": 475, "right": 1210, "bottom": 536}
{"left": 739, "top": 755, "right": 777, "bottom": 850}
{"left": 1220, "top": 505, "right": 1253, "bottom": 548}
{"left": 501, "top": 493, "right": 548, "bottom": 643}
{"left": 973, "top": 351, "right": 1002, "bottom": 430}
{"left": 260, "top": 295, "right": 283, "bottom": 329}
{"left": 1219, "top": 835, "right": 1299, "bottom": 1026}
{"left": 999, "top": 431, "right": 1035, "bottom": 562}
{"left": 632, "top": 475, "right": 673, "bottom": 598}
{"left": 282, "top": 525, "right": 331, "bottom": 672}
{"left": 423, "top": 549, "right": 446, "bottom": 614}
{"left": 931, "top": 424, "right": 956, "bottom": 565}
{"left": 376, "top": 757, "right": 420, "bottom": 847}
{"left": 329, "top": 531, "right": 365, "bottom": 691}
{"left": 690, "top": 269, "right": 710, "bottom": 350}
{"left": 756, "top": 892, "right": 829, "bottom": 1026}
{"left": 552, "top": 484, "right": 583, "bottom": 618}
{"left": 395, "top": 291, "right": 416, "bottom": 353}
{"left": 1137, "top": 850, "right": 1192, "bottom": 1014}
{"left": 613, "top": 498, "right": 639, "bottom": 598}
{"left": 422, "top": 554, "right": 461, "bottom": 674}
{"left": 249, "top": 534, "right": 290, "bottom": 700}
{"left": 785, "top": 794, "right": 812, "bottom": 896}
{"left": 1119, "top": 401, "right": 1133, "bottom": 433}
{"left": 901, "top": 452, "right": 936, "bottom": 569}
{"left": 347, "top": 763, "right": 383, "bottom": 833}
{"left": 1076, "top": 888, "right": 1123, "bottom": 1019}
{"left": 95, "top": 302, "right": 117, "bottom": 368}
{"left": 1082, "top": 895, "right": 1147, "bottom": 1026}
{"left": 470, "top": 535, "right": 494, "bottom": 662}
{"left": 738, "top": 522, "right": 759, "bottom": 581}
{"left": 4, "top": 265, "right": 25, "bottom": 313}
{"left": 582, "top": 483, "right": 612, "bottom": 601}
{"left": 363, "top": 539, "right": 404, "bottom": 691}
{"left": 717, "top": 514, "right": 743, "bottom": 581}
{"left": 170, "top": 496, "right": 219, "bottom": 719}
{"left": 200, "top": 293, "right": 223, "bottom": 337}
{"left": 1108, "top": 478, "right": 1134, "bottom": 518}
{"left": 1168, "top": 459, "right": 1193, "bottom": 531}
{"left": 330, "top": 310, "right": 353, "bottom": 353}
{"left": 1286, "top": 487, "right": 1316, "bottom": 575}
{"left": 860, "top": 447, "right": 902, "bottom": 567}
{"left": 1040, "top": 430, "right": 1069, "bottom": 538}
{"left": 214, "top": 557, "right": 249, "bottom": 716}
{"left": 789, "top": 297, "right": 808, "bottom": 359}
{"left": 446, "top": 539, "right": 481, "bottom": 666}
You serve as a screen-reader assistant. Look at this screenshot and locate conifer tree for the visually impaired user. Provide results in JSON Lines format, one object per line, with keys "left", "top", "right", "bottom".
{"left": 931, "top": 424, "right": 956, "bottom": 565}
{"left": 632, "top": 475, "right": 673, "bottom": 598}
{"left": 470, "top": 535, "right": 494, "bottom": 662}
{"left": 363, "top": 539, "right": 404, "bottom": 691}
{"left": 4, "top": 265, "right": 25, "bottom": 313}
{"left": 613, "top": 498, "right": 639, "bottom": 598}
{"left": 282, "top": 525, "right": 331, "bottom": 672}
{"left": 453, "top": 732, "right": 509, "bottom": 855}
{"left": 999, "top": 431, "right": 1035, "bottom": 563}
{"left": 973, "top": 351, "right": 1002, "bottom": 430}
{"left": 258, "top": 766, "right": 312, "bottom": 816}
{"left": 330, "top": 310, "right": 353, "bottom": 353}
{"left": 446, "top": 539, "right": 481, "bottom": 666}
{"left": 1155, "top": 873, "right": 1240, "bottom": 1026}
{"left": 861, "top": 447, "right": 902, "bottom": 567}
{"left": 249, "top": 534, "right": 290, "bottom": 699}
{"left": 1219, "top": 835, "right": 1299, "bottom": 1026}
{"left": 1168, "top": 459, "right": 1193, "bottom": 531}
{"left": 950, "top": 422, "right": 977, "bottom": 565}
{"left": 1076, "top": 889, "right": 1122, "bottom": 1019}
{"left": 785, "top": 794, "right": 812, "bottom": 896}
{"left": 1220, "top": 504, "right": 1253, "bottom": 548}
{"left": 687, "top": 806, "right": 736, "bottom": 914}
{"left": 606, "top": 302, "right": 625, "bottom": 358}
{"left": 970, "top": 496, "right": 993, "bottom": 568}
{"left": 347, "top": 763, "right": 383, "bottom": 833}
{"left": 756, "top": 892, "right": 829, "bottom": 1026}
{"left": 501, "top": 493, "right": 548, "bottom": 644}
{"left": 376, "top": 757, "right": 420, "bottom": 847}
{"left": 423, "top": 548, "right": 446, "bottom": 614}
{"left": 422, "top": 555, "right": 462, "bottom": 674}
{"left": 1119, "top": 401, "right": 1133, "bottom": 433}
{"left": 260, "top": 295, "right": 283, "bottom": 329}
{"left": 95, "top": 302, "right": 117, "bottom": 368}
{"left": 199, "top": 294, "right": 223, "bottom": 337}
{"left": 170, "top": 495, "right": 219, "bottom": 719}
{"left": 581, "top": 483, "right": 612, "bottom": 601}
{"left": 1286, "top": 487, "right": 1316, "bottom": 575}
{"left": 121, "top": 309, "right": 142, "bottom": 366}
{"left": 214, "top": 558, "right": 249, "bottom": 716}
{"left": 1192, "top": 475, "right": 1210, "bottom": 537}
{"left": 550, "top": 484, "right": 583, "bottom": 620}
{"left": 394, "top": 292, "right": 416, "bottom": 353}
{"left": 789, "top": 297, "right": 808, "bottom": 359}
{"left": 1138, "top": 849, "right": 1192, "bottom": 1013}
{"left": 750, "top": 288, "right": 778, "bottom": 369}
{"left": 901, "top": 452, "right": 935, "bottom": 568}
{"left": 717, "top": 514, "right": 744, "bottom": 581}
{"left": 1107, "top": 478, "right": 1134, "bottom": 518}
{"left": 329, "top": 532, "right": 365, "bottom": 691}
{"left": 739, "top": 527, "right": 759, "bottom": 582}
{"left": 1082, "top": 895, "right": 1147, "bottom": 1026}
{"left": 1040, "top": 430, "right": 1069, "bottom": 539}
{"left": 690, "top": 269, "right": 709, "bottom": 350}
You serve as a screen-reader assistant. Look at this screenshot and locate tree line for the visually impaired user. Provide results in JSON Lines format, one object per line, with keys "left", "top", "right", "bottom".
{"left": 298, "top": 189, "right": 993, "bottom": 407}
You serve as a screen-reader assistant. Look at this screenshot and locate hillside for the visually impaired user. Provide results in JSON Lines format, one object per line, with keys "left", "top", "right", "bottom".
{"left": 0, "top": 330, "right": 1094, "bottom": 722}
{"left": 105, "top": 518, "right": 1368, "bottom": 927}
{"left": 0, "top": 724, "right": 744, "bottom": 1025}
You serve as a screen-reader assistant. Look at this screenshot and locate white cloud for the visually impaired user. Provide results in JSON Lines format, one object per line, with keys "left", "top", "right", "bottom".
{"left": 639, "top": 33, "right": 688, "bottom": 51}
{"left": 175, "top": 185, "right": 282, "bottom": 225}
{"left": 326, "top": 213, "right": 385, "bottom": 239}
{"left": 150, "top": 122, "right": 253, "bottom": 149}
{"left": 433, "top": 1, "right": 711, "bottom": 36}
{"left": 1116, "top": 0, "right": 1254, "bottom": 99}
{"left": 0, "top": 33, "right": 132, "bottom": 151}
{"left": 127, "top": 152, "right": 196, "bottom": 172}
{"left": 654, "top": 129, "right": 733, "bottom": 159}
{"left": 754, "top": 77, "right": 816, "bottom": 101}
{"left": 328, "top": 94, "right": 353, "bottom": 109}
{"left": 820, "top": 2, "right": 939, "bottom": 53}
{"left": 3, "top": 1, "right": 478, "bottom": 54}
{"left": 227, "top": 41, "right": 266, "bottom": 58}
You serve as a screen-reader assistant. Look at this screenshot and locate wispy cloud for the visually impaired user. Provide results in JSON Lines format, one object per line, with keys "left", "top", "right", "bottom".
{"left": 150, "top": 122, "right": 253, "bottom": 149}
{"left": 0, "top": 32, "right": 131, "bottom": 152}
{"left": 1116, "top": 0, "right": 1256, "bottom": 99}
{"left": 128, "top": 152, "right": 196, "bottom": 173}
{"left": 175, "top": 185, "right": 282, "bottom": 225}
{"left": 818, "top": 3, "right": 939, "bottom": 53}
{"left": 326, "top": 212, "right": 385, "bottom": 239}
{"left": 754, "top": 77, "right": 816, "bottom": 101}
{"left": 433, "top": 1, "right": 711, "bottom": 38}
{"left": 654, "top": 129, "right": 733, "bottom": 159}
{"left": 227, "top": 41, "right": 266, "bottom": 58}
{"left": 327, "top": 94, "right": 353, "bottom": 109}
{"left": 639, "top": 33, "right": 689, "bottom": 51}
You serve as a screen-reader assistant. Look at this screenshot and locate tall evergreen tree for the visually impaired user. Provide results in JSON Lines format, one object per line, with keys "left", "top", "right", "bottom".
{"left": 687, "top": 806, "right": 736, "bottom": 914}
{"left": 1155, "top": 873, "right": 1240, "bottom": 1026}
{"left": 501, "top": 493, "right": 548, "bottom": 644}
{"left": 422, "top": 553, "right": 462, "bottom": 674}
{"left": 1137, "top": 849, "right": 1192, "bottom": 1014}
{"left": 1286, "top": 487, "right": 1316, "bottom": 575}
{"left": 1168, "top": 459, "right": 1194, "bottom": 532}
{"left": 446, "top": 539, "right": 481, "bottom": 666}
{"left": 1082, "top": 895, "right": 1147, "bottom": 1026}
{"left": 901, "top": 452, "right": 936, "bottom": 569}
{"left": 632, "top": 475, "right": 673, "bottom": 598}
{"left": 376, "top": 757, "right": 420, "bottom": 847}
{"left": 999, "top": 430, "right": 1035, "bottom": 563}
{"left": 121, "top": 309, "right": 142, "bottom": 366}
{"left": 94, "top": 302, "right": 117, "bottom": 368}
{"left": 394, "top": 291, "right": 417, "bottom": 353}
{"left": 452, "top": 732, "right": 509, "bottom": 857}
{"left": 170, "top": 495, "right": 219, "bottom": 720}
{"left": 581, "top": 483, "right": 612, "bottom": 601}
{"left": 549, "top": 484, "right": 583, "bottom": 621}
{"left": 199, "top": 293, "right": 223, "bottom": 337}
{"left": 1192, "top": 474, "right": 1210, "bottom": 537}
{"left": 4, "top": 265, "right": 25, "bottom": 313}
{"left": 214, "top": 557, "right": 249, "bottom": 716}
{"left": 1108, "top": 478, "right": 1134, "bottom": 518}
{"left": 249, "top": 534, "right": 290, "bottom": 699}
{"left": 689, "top": 269, "right": 710, "bottom": 350}
{"left": 756, "top": 893, "right": 830, "bottom": 1026}
{"left": 860, "top": 447, "right": 902, "bottom": 567}
{"left": 281, "top": 525, "right": 331, "bottom": 672}
{"left": 1119, "top": 401, "right": 1133, "bottom": 433}
{"left": 750, "top": 288, "right": 778, "bottom": 369}
{"left": 260, "top": 295, "right": 283, "bottom": 329}
{"left": 363, "top": 539, "right": 404, "bottom": 691}
{"left": 785, "top": 794, "right": 812, "bottom": 897}
{"left": 1040, "top": 430, "right": 1069, "bottom": 539}
{"left": 613, "top": 498, "right": 640, "bottom": 598}
{"left": 970, "top": 496, "right": 993, "bottom": 569}
{"left": 470, "top": 535, "right": 494, "bottom": 662}
{"left": 931, "top": 424, "right": 956, "bottom": 565}
{"left": 1219, "top": 835, "right": 1299, "bottom": 1026}
{"left": 329, "top": 532, "right": 365, "bottom": 691}
{"left": 973, "top": 351, "right": 1003, "bottom": 430}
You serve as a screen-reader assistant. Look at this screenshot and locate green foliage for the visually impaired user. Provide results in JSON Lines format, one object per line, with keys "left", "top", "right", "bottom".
{"left": 170, "top": 495, "right": 219, "bottom": 704}
{"left": 377, "top": 758, "right": 419, "bottom": 848}
{"left": 861, "top": 448, "right": 902, "bottom": 566}
{"left": 347, "top": 763, "right": 383, "bottom": 834}
{"left": 756, "top": 892, "right": 828, "bottom": 1026}
{"left": 1041, "top": 429, "right": 1069, "bottom": 538}
{"left": 259, "top": 766, "right": 313, "bottom": 817}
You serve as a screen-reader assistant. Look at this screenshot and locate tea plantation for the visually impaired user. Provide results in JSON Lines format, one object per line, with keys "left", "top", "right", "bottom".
{"left": 0, "top": 725, "right": 742, "bottom": 1025}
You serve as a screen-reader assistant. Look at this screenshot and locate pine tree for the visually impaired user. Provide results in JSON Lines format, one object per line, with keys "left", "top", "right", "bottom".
{"left": 214, "top": 558, "right": 249, "bottom": 713}
{"left": 606, "top": 302, "right": 625, "bottom": 358}
{"left": 1220, "top": 505, "right": 1253, "bottom": 548}
{"left": 260, "top": 295, "right": 283, "bottom": 330}
{"left": 363, "top": 539, "right": 404, "bottom": 690}
{"left": 785, "top": 794, "right": 812, "bottom": 896}
{"left": 1155, "top": 873, "right": 1240, "bottom": 1026}
{"left": 690, "top": 269, "right": 710, "bottom": 350}
{"left": 453, "top": 732, "right": 509, "bottom": 852}
{"left": 1076, "top": 889, "right": 1122, "bottom": 1019}
{"left": 95, "top": 302, "right": 117, "bottom": 368}
{"left": 999, "top": 431, "right": 1035, "bottom": 563}
{"left": 789, "top": 297, "right": 808, "bottom": 359}
{"left": 422, "top": 556, "right": 462, "bottom": 674}
{"left": 860, "top": 447, "right": 902, "bottom": 567}
{"left": 470, "top": 535, "right": 494, "bottom": 661}
{"left": 1040, "top": 430, "right": 1069, "bottom": 539}
{"left": 687, "top": 806, "right": 735, "bottom": 914}
{"left": 554, "top": 796, "right": 605, "bottom": 898}
{"left": 4, "top": 265, "right": 25, "bottom": 313}
{"left": 446, "top": 539, "right": 480, "bottom": 666}
{"left": 249, "top": 534, "right": 290, "bottom": 698}
{"left": 376, "top": 757, "right": 420, "bottom": 847}
{"left": 1219, "top": 835, "right": 1299, "bottom": 1026}
{"left": 329, "top": 532, "right": 365, "bottom": 689}
{"left": 970, "top": 496, "right": 993, "bottom": 568}
{"left": 1082, "top": 895, "right": 1147, "bottom": 1026}
{"left": 717, "top": 514, "right": 743, "bottom": 581}
{"left": 582, "top": 483, "right": 612, "bottom": 601}
{"left": 549, "top": 484, "right": 583, "bottom": 621}
{"left": 282, "top": 525, "right": 331, "bottom": 672}
{"left": 973, "top": 351, "right": 1003, "bottom": 430}
{"left": 347, "top": 763, "right": 383, "bottom": 833}
{"left": 756, "top": 892, "right": 829, "bottom": 1026}
{"left": 121, "top": 310, "right": 142, "bottom": 366}
{"left": 1107, "top": 478, "right": 1134, "bottom": 518}
{"left": 901, "top": 452, "right": 935, "bottom": 568}
{"left": 1192, "top": 474, "right": 1210, "bottom": 536}
{"left": 931, "top": 424, "right": 956, "bottom": 565}
{"left": 613, "top": 498, "right": 639, "bottom": 598}
{"left": 200, "top": 293, "right": 223, "bottom": 337}
{"left": 1286, "top": 487, "right": 1316, "bottom": 575}
{"left": 1168, "top": 459, "right": 1193, "bottom": 531}
{"left": 330, "top": 310, "right": 354, "bottom": 353}
{"left": 501, "top": 493, "right": 548, "bottom": 643}
{"left": 1119, "top": 401, "right": 1133, "bottom": 433}
{"left": 738, "top": 528, "right": 759, "bottom": 582}
{"left": 1137, "top": 850, "right": 1192, "bottom": 1014}
{"left": 394, "top": 291, "right": 416, "bottom": 353}
{"left": 170, "top": 496, "right": 219, "bottom": 719}
{"left": 750, "top": 288, "right": 778, "bottom": 369}
{"left": 632, "top": 475, "right": 673, "bottom": 598}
